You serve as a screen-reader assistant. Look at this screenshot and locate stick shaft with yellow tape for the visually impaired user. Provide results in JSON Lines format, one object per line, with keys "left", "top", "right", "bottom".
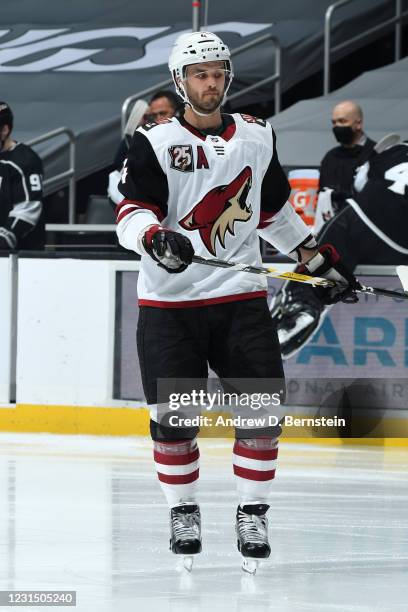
{"left": 192, "top": 256, "right": 408, "bottom": 299}
{"left": 192, "top": 255, "right": 334, "bottom": 287}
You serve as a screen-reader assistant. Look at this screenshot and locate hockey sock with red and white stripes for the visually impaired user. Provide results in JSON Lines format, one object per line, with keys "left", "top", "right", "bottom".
{"left": 233, "top": 437, "right": 279, "bottom": 504}
{"left": 153, "top": 439, "right": 200, "bottom": 507}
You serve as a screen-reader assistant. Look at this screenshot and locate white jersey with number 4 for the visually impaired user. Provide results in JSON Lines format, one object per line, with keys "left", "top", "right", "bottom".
{"left": 116, "top": 113, "right": 310, "bottom": 307}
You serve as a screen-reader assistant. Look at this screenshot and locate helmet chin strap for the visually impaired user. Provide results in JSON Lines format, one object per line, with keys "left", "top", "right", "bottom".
{"left": 187, "top": 100, "right": 223, "bottom": 118}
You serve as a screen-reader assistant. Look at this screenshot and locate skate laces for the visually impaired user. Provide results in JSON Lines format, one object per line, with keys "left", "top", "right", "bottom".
{"left": 237, "top": 509, "right": 268, "bottom": 544}
{"left": 172, "top": 506, "right": 200, "bottom": 541}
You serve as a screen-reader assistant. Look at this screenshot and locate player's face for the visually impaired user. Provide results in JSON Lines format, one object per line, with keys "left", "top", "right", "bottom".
{"left": 184, "top": 61, "right": 227, "bottom": 113}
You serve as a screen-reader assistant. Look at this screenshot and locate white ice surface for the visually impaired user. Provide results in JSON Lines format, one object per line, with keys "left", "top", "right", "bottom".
{"left": 0, "top": 433, "right": 407, "bottom": 612}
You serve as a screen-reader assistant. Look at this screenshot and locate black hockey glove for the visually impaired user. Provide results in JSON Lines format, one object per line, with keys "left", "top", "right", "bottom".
{"left": 0, "top": 227, "right": 17, "bottom": 250}
{"left": 301, "top": 244, "right": 361, "bottom": 305}
{"left": 330, "top": 189, "right": 349, "bottom": 212}
{"left": 143, "top": 225, "right": 194, "bottom": 274}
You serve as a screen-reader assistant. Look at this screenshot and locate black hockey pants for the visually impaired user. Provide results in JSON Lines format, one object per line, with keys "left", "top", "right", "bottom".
{"left": 136, "top": 297, "right": 285, "bottom": 442}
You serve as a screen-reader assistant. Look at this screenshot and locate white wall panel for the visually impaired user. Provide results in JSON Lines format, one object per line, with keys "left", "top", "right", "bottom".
{"left": 16, "top": 259, "right": 116, "bottom": 405}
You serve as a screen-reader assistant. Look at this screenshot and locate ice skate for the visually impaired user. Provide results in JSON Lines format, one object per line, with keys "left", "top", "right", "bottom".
{"left": 236, "top": 503, "right": 271, "bottom": 575}
{"left": 170, "top": 503, "right": 202, "bottom": 572}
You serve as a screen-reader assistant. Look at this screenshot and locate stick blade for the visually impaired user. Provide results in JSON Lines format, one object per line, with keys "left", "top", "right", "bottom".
{"left": 124, "top": 99, "right": 149, "bottom": 137}
{"left": 374, "top": 133, "right": 401, "bottom": 154}
{"left": 396, "top": 266, "right": 408, "bottom": 293}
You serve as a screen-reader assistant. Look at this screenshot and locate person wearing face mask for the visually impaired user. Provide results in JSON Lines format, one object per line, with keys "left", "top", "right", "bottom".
{"left": 0, "top": 102, "right": 45, "bottom": 250}
{"left": 310, "top": 101, "right": 376, "bottom": 235}
{"left": 319, "top": 100, "right": 376, "bottom": 196}
{"left": 272, "top": 134, "right": 408, "bottom": 361}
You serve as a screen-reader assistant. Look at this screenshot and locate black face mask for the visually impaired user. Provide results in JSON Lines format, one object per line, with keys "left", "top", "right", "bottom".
{"left": 332, "top": 125, "right": 355, "bottom": 145}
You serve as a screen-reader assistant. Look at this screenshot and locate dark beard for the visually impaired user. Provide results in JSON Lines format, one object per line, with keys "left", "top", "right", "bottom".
{"left": 189, "top": 92, "right": 222, "bottom": 114}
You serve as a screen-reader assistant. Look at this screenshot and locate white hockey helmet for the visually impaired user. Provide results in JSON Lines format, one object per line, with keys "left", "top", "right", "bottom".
{"left": 168, "top": 31, "right": 233, "bottom": 113}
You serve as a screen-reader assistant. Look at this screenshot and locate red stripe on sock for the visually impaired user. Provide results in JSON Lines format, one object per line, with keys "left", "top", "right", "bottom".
{"left": 154, "top": 448, "right": 199, "bottom": 466}
{"left": 157, "top": 469, "right": 200, "bottom": 485}
{"left": 233, "top": 442, "right": 278, "bottom": 461}
{"left": 233, "top": 465, "right": 276, "bottom": 481}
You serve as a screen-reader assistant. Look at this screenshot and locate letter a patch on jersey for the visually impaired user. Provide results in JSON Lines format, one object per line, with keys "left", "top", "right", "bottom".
{"left": 179, "top": 166, "right": 253, "bottom": 256}
{"left": 169, "top": 145, "right": 194, "bottom": 172}
{"left": 197, "top": 145, "right": 209, "bottom": 169}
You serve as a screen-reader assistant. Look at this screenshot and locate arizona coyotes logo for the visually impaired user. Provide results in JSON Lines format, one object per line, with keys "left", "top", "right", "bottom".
{"left": 179, "top": 167, "right": 253, "bottom": 255}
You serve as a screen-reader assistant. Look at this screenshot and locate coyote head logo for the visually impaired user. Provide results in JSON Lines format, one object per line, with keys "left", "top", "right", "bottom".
{"left": 179, "top": 167, "right": 253, "bottom": 255}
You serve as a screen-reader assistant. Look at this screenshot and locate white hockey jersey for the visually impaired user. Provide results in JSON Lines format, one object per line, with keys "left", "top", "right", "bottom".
{"left": 116, "top": 113, "right": 310, "bottom": 307}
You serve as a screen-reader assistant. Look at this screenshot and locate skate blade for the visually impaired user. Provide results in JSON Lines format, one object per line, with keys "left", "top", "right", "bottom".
{"left": 176, "top": 555, "right": 195, "bottom": 573}
{"left": 242, "top": 557, "right": 259, "bottom": 575}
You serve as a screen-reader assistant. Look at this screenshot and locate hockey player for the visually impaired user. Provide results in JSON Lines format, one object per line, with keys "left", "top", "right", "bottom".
{"left": 272, "top": 137, "right": 408, "bottom": 358}
{"left": 115, "top": 31, "right": 359, "bottom": 572}
{"left": 0, "top": 102, "right": 45, "bottom": 250}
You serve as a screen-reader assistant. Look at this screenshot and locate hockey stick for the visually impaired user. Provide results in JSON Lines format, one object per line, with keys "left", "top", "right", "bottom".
{"left": 374, "top": 133, "right": 401, "bottom": 154}
{"left": 124, "top": 99, "right": 149, "bottom": 145}
{"left": 192, "top": 255, "right": 334, "bottom": 287}
{"left": 397, "top": 266, "right": 408, "bottom": 292}
{"left": 192, "top": 256, "right": 408, "bottom": 300}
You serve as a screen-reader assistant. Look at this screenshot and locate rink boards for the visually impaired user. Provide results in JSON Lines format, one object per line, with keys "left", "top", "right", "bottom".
{"left": 0, "top": 253, "right": 407, "bottom": 442}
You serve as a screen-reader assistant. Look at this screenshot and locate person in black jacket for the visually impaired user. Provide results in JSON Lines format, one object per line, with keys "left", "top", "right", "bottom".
{"left": 0, "top": 102, "right": 45, "bottom": 250}
{"left": 319, "top": 100, "right": 376, "bottom": 195}
{"left": 272, "top": 137, "right": 408, "bottom": 359}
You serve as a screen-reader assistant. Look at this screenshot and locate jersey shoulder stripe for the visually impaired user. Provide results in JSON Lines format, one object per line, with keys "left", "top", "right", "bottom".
{"left": 136, "top": 117, "right": 182, "bottom": 147}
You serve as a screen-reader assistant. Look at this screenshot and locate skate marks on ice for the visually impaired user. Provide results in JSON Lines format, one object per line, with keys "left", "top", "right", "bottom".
{"left": 0, "top": 434, "right": 407, "bottom": 611}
